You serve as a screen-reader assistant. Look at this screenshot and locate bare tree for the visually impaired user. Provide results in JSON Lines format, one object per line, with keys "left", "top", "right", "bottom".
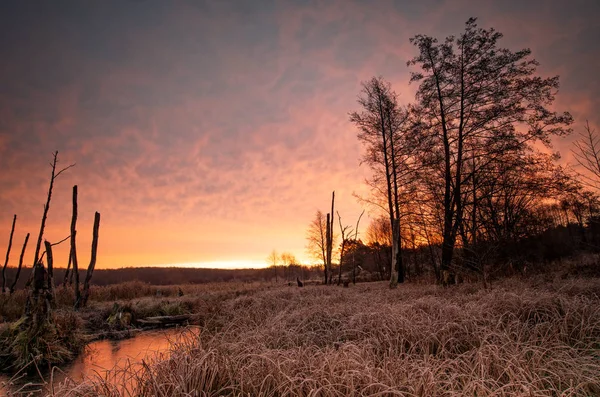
{"left": 350, "top": 78, "right": 410, "bottom": 285}
{"left": 44, "top": 240, "right": 55, "bottom": 300}
{"left": 408, "top": 18, "right": 572, "bottom": 282}
{"left": 572, "top": 121, "right": 600, "bottom": 190}
{"left": 32, "top": 151, "right": 75, "bottom": 267}
{"left": 351, "top": 210, "right": 365, "bottom": 284}
{"left": 306, "top": 210, "right": 329, "bottom": 284}
{"left": 366, "top": 217, "right": 392, "bottom": 280}
{"left": 266, "top": 249, "right": 280, "bottom": 282}
{"left": 336, "top": 211, "right": 352, "bottom": 286}
{"left": 2, "top": 215, "right": 16, "bottom": 293}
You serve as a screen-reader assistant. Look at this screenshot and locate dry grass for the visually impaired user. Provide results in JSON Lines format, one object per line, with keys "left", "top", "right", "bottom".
{"left": 0, "top": 309, "right": 88, "bottom": 372}
{"left": 51, "top": 276, "right": 600, "bottom": 397}
{"left": 0, "top": 280, "right": 273, "bottom": 378}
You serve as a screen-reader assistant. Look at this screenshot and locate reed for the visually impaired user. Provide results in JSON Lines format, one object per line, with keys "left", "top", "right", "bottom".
{"left": 52, "top": 276, "right": 600, "bottom": 396}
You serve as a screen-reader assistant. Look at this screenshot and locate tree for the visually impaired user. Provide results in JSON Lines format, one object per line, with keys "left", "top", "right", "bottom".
{"left": 266, "top": 249, "right": 280, "bottom": 282}
{"left": 350, "top": 77, "right": 412, "bottom": 285}
{"left": 32, "top": 151, "right": 75, "bottom": 267}
{"left": 572, "top": 121, "right": 600, "bottom": 190}
{"left": 408, "top": 18, "right": 573, "bottom": 282}
{"left": 280, "top": 252, "right": 299, "bottom": 281}
{"left": 306, "top": 210, "right": 329, "bottom": 284}
{"left": 351, "top": 210, "right": 365, "bottom": 284}
{"left": 336, "top": 211, "right": 352, "bottom": 285}
{"left": 366, "top": 217, "right": 392, "bottom": 280}
{"left": 70, "top": 185, "right": 80, "bottom": 304}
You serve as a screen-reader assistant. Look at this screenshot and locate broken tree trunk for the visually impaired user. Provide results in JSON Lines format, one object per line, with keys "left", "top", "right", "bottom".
{"left": 2, "top": 214, "right": 16, "bottom": 293}
{"left": 9, "top": 233, "right": 30, "bottom": 294}
{"left": 79, "top": 211, "right": 100, "bottom": 308}
{"left": 44, "top": 240, "right": 55, "bottom": 301}
{"left": 337, "top": 211, "right": 351, "bottom": 286}
{"left": 27, "top": 151, "right": 74, "bottom": 287}
{"left": 326, "top": 191, "right": 335, "bottom": 284}
{"left": 70, "top": 185, "right": 81, "bottom": 305}
{"left": 24, "top": 260, "right": 51, "bottom": 331}
{"left": 325, "top": 213, "right": 331, "bottom": 284}
{"left": 64, "top": 250, "right": 72, "bottom": 285}
{"left": 352, "top": 210, "right": 365, "bottom": 285}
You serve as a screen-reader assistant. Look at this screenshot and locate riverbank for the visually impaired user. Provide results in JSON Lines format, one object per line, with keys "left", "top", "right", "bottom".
{"left": 1, "top": 327, "right": 198, "bottom": 396}
{"left": 0, "top": 281, "right": 273, "bottom": 373}
{"left": 52, "top": 274, "right": 600, "bottom": 396}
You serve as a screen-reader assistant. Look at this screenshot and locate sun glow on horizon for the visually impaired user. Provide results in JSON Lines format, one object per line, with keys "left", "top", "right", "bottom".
{"left": 157, "top": 260, "right": 270, "bottom": 269}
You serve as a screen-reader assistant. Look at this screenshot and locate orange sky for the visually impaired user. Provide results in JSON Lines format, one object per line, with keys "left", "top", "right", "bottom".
{"left": 0, "top": 0, "right": 598, "bottom": 269}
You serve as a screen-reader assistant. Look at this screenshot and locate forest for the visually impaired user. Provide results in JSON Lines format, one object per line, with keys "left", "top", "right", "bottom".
{"left": 304, "top": 18, "right": 599, "bottom": 289}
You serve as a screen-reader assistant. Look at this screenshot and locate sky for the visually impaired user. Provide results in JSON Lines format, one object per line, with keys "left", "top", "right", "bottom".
{"left": 0, "top": 0, "right": 598, "bottom": 269}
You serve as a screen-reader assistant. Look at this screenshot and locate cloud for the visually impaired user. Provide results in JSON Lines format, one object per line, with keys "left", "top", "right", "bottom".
{"left": 0, "top": 0, "right": 597, "bottom": 268}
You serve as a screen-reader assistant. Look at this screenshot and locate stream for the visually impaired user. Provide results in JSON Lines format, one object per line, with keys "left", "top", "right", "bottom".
{"left": 0, "top": 327, "right": 198, "bottom": 396}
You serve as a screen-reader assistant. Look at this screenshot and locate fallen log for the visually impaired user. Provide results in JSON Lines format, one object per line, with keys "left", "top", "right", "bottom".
{"left": 136, "top": 314, "right": 191, "bottom": 327}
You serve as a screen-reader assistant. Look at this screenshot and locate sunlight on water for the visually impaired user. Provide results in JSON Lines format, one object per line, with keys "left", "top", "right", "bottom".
{"left": 0, "top": 327, "right": 198, "bottom": 395}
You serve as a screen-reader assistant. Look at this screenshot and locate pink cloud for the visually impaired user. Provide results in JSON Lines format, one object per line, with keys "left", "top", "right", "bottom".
{"left": 0, "top": 0, "right": 597, "bottom": 268}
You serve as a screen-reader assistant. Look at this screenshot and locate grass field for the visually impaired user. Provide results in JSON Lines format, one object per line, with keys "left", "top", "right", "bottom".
{"left": 50, "top": 275, "right": 600, "bottom": 397}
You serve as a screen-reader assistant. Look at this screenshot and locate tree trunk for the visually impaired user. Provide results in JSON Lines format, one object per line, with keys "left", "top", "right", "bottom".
{"left": 337, "top": 240, "right": 344, "bottom": 286}
{"left": 79, "top": 211, "right": 100, "bottom": 308}
{"left": 27, "top": 152, "right": 74, "bottom": 288}
{"left": 25, "top": 260, "right": 51, "bottom": 331}
{"left": 64, "top": 250, "right": 72, "bottom": 285}
{"left": 2, "top": 214, "right": 16, "bottom": 293}
{"left": 395, "top": 220, "right": 405, "bottom": 283}
{"left": 44, "top": 240, "right": 55, "bottom": 301}
{"left": 327, "top": 191, "right": 335, "bottom": 284}
{"left": 33, "top": 153, "right": 58, "bottom": 266}
{"left": 325, "top": 212, "right": 331, "bottom": 284}
{"left": 71, "top": 185, "right": 81, "bottom": 307}
{"left": 10, "top": 233, "right": 30, "bottom": 294}
{"left": 390, "top": 218, "right": 400, "bottom": 288}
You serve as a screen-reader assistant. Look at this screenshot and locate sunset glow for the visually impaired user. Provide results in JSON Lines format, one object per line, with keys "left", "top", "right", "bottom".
{"left": 0, "top": 0, "right": 598, "bottom": 269}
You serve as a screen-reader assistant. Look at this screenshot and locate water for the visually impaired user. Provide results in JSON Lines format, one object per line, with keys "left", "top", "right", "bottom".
{"left": 0, "top": 327, "right": 197, "bottom": 396}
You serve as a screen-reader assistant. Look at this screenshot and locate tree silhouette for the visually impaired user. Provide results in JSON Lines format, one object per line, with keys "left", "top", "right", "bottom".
{"left": 350, "top": 77, "right": 413, "bottom": 285}
{"left": 306, "top": 210, "right": 330, "bottom": 284}
{"left": 572, "top": 121, "right": 600, "bottom": 190}
{"left": 408, "top": 18, "right": 573, "bottom": 282}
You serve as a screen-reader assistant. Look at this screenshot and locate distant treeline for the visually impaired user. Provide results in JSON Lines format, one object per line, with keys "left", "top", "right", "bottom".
{"left": 3, "top": 265, "right": 321, "bottom": 289}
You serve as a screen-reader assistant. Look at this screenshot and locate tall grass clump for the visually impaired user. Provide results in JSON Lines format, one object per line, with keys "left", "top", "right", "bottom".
{"left": 0, "top": 309, "right": 88, "bottom": 372}
{"left": 52, "top": 276, "right": 600, "bottom": 396}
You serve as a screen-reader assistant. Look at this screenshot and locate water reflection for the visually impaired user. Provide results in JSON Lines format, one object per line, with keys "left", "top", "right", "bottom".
{"left": 0, "top": 327, "right": 197, "bottom": 395}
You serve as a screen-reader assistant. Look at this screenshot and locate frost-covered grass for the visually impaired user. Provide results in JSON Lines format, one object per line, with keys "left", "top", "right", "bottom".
{"left": 54, "top": 276, "right": 600, "bottom": 396}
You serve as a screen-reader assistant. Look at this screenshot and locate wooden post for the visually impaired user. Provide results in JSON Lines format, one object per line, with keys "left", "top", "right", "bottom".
{"left": 2, "top": 215, "right": 16, "bottom": 293}
{"left": 79, "top": 211, "right": 100, "bottom": 308}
